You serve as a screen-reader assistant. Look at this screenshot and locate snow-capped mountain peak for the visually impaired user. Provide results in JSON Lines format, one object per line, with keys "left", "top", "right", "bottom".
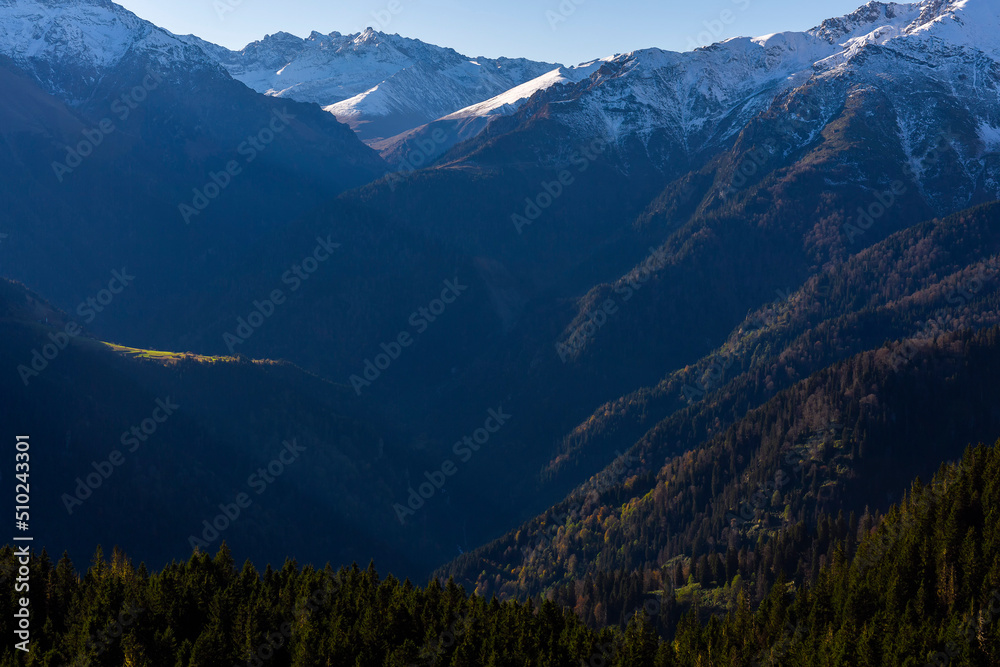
{"left": 185, "top": 27, "right": 560, "bottom": 142}
{"left": 804, "top": 0, "right": 1000, "bottom": 59}
{"left": 0, "top": 0, "right": 195, "bottom": 68}
{"left": 443, "top": 60, "right": 613, "bottom": 121}
{"left": 384, "top": 0, "right": 997, "bottom": 180}
{"left": 904, "top": 0, "right": 1000, "bottom": 57}
{"left": 0, "top": 0, "right": 219, "bottom": 99}
{"left": 809, "top": 2, "right": 922, "bottom": 43}
{"left": 354, "top": 27, "right": 380, "bottom": 45}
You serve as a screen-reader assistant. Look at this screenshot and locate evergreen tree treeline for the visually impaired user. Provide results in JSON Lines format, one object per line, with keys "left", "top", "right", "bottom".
{"left": 4, "top": 438, "right": 1000, "bottom": 665}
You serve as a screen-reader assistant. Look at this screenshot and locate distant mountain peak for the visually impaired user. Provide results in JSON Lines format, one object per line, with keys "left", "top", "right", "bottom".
{"left": 806, "top": 0, "right": 998, "bottom": 55}
{"left": 809, "top": 1, "right": 915, "bottom": 43}
{"left": 0, "top": 0, "right": 220, "bottom": 99}
{"left": 183, "top": 27, "right": 560, "bottom": 142}
{"left": 352, "top": 27, "right": 384, "bottom": 47}
{"left": 913, "top": 0, "right": 964, "bottom": 22}
{"left": 263, "top": 30, "right": 304, "bottom": 42}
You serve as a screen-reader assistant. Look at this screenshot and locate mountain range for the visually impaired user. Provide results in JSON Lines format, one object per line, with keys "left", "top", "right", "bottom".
{"left": 180, "top": 28, "right": 560, "bottom": 144}
{"left": 1, "top": 0, "right": 1000, "bottom": 661}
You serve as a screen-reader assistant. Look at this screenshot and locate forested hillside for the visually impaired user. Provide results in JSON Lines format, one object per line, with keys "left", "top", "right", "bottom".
{"left": 437, "top": 202, "right": 1000, "bottom": 627}
{"left": 0, "top": 278, "right": 427, "bottom": 576}
{"left": 3, "top": 1, "right": 1000, "bottom": 664}
{"left": 442, "top": 323, "right": 1000, "bottom": 626}
{"left": 3, "top": 439, "right": 999, "bottom": 665}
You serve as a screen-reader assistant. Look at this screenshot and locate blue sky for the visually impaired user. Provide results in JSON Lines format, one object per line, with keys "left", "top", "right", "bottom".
{"left": 117, "top": 0, "right": 870, "bottom": 64}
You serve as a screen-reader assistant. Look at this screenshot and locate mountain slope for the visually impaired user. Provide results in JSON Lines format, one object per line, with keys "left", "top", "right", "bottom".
{"left": 157, "top": 0, "right": 1000, "bottom": 573}
{"left": 0, "top": 0, "right": 387, "bottom": 344}
{"left": 3, "top": 436, "right": 1000, "bottom": 664}
{"left": 374, "top": 59, "right": 610, "bottom": 166}
{"left": 662, "top": 437, "right": 1000, "bottom": 665}
{"left": 0, "top": 278, "right": 432, "bottom": 577}
{"left": 440, "top": 323, "right": 1000, "bottom": 625}
{"left": 435, "top": 200, "right": 1000, "bottom": 617}
{"left": 399, "top": 0, "right": 1000, "bottom": 181}
{"left": 539, "top": 199, "right": 1000, "bottom": 495}
{"left": 3, "top": 0, "right": 1000, "bottom": 592}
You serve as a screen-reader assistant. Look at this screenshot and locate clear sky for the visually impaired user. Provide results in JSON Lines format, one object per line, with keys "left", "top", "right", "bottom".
{"left": 116, "top": 0, "right": 871, "bottom": 65}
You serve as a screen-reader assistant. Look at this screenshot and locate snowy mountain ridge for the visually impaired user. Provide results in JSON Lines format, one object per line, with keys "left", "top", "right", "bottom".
{"left": 1, "top": 0, "right": 996, "bottom": 185}
{"left": 452, "top": 0, "right": 1000, "bottom": 154}
{"left": 180, "top": 28, "right": 559, "bottom": 141}
{"left": 371, "top": 0, "right": 998, "bottom": 219}
{"left": 0, "top": 0, "right": 221, "bottom": 100}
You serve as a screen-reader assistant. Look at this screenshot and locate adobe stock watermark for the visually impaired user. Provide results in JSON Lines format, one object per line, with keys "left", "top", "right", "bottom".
{"left": 189, "top": 438, "right": 307, "bottom": 551}
{"left": 546, "top": 0, "right": 586, "bottom": 31}
{"left": 67, "top": 605, "right": 146, "bottom": 667}
{"left": 580, "top": 639, "right": 619, "bottom": 667}
{"left": 577, "top": 449, "right": 642, "bottom": 499}
{"left": 682, "top": 348, "right": 735, "bottom": 404}
{"left": 556, "top": 246, "right": 669, "bottom": 362}
{"left": 349, "top": 277, "right": 468, "bottom": 395}
{"left": 687, "top": 0, "right": 752, "bottom": 51}
{"left": 719, "top": 86, "right": 836, "bottom": 202}
{"left": 855, "top": 457, "right": 968, "bottom": 574}
{"left": 369, "top": 0, "right": 411, "bottom": 33}
{"left": 719, "top": 96, "right": 831, "bottom": 202}
{"left": 843, "top": 128, "right": 957, "bottom": 244}
{"left": 61, "top": 397, "right": 179, "bottom": 515}
{"left": 923, "top": 589, "right": 1000, "bottom": 667}
{"left": 889, "top": 262, "right": 999, "bottom": 371}
{"left": 393, "top": 406, "right": 511, "bottom": 524}
{"left": 726, "top": 444, "right": 809, "bottom": 530}
{"left": 52, "top": 69, "right": 163, "bottom": 182}
{"left": 842, "top": 180, "right": 908, "bottom": 245}
{"left": 720, "top": 137, "right": 779, "bottom": 200}
{"left": 180, "top": 108, "right": 296, "bottom": 225}
{"left": 752, "top": 620, "right": 806, "bottom": 666}
{"left": 223, "top": 236, "right": 340, "bottom": 354}
{"left": 410, "top": 610, "right": 471, "bottom": 666}
{"left": 386, "top": 127, "right": 451, "bottom": 191}
{"left": 524, "top": 451, "right": 641, "bottom": 559}
{"left": 519, "top": 501, "right": 582, "bottom": 560}
{"left": 512, "top": 138, "right": 607, "bottom": 235}
{"left": 17, "top": 268, "right": 135, "bottom": 386}
{"left": 12, "top": 546, "right": 30, "bottom": 653}
{"left": 235, "top": 582, "right": 339, "bottom": 667}
{"left": 214, "top": 0, "right": 248, "bottom": 21}
{"left": 682, "top": 284, "right": 830, "bottom": 403}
